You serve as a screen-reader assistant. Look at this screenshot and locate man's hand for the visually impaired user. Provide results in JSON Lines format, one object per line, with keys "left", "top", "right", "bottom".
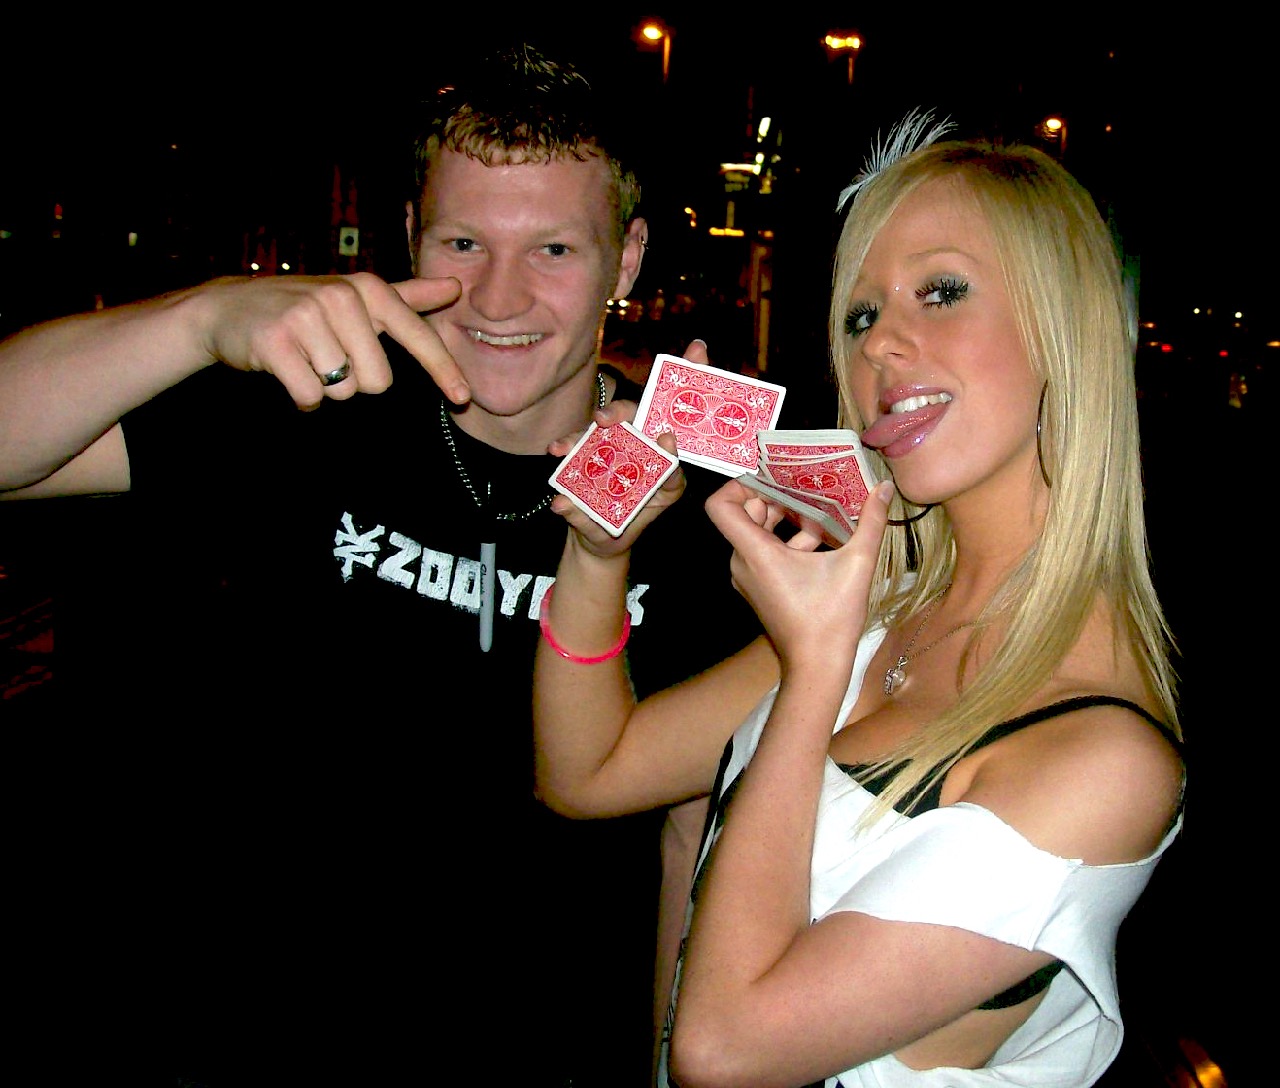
{"left": 199, "top": 273, "right": 470, "bottom": 410}
{"left": 548, "top": 425, "right": 685, "bottom": 559}
{"left": 680, "top": 338, "right": 711, "bottom": 367}
{"left": 599, "top": 338, "right": 710, "bottom": 427}
{"left": 544, "top": 337, "right": 712, "bottom": 555}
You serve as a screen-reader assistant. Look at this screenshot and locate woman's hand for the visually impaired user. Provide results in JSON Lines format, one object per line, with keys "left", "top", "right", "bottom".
{"left": 705, "top": 478, "right": 895, "bottom": 670}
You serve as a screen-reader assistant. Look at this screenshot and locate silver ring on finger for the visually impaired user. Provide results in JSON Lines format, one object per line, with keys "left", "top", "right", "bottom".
{"left": 321, "top": 358, "right": 351, "bottom": 387}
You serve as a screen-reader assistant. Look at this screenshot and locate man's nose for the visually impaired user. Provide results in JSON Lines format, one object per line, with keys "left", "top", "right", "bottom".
{"left": 470, "top": 255, "right": 535, "bottom": 323}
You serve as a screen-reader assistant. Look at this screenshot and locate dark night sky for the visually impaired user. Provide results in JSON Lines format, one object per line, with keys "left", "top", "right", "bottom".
{"left": 1, "top": 16, "right": 1263, "bottom": 1081}
{"left": 5, "top": 10, "right": 1274, "bottom": 335}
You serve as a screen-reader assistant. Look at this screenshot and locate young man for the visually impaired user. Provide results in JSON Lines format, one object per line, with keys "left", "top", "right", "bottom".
{"left": 1, "top": 45, "right": 756, "bottom": 1085}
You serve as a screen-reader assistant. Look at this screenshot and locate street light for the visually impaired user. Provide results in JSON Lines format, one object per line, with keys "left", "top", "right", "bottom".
{"left": 823, "top": 31, "right": 862, "bottom": 85}
{"left": 1039, "top": 116, "right": 1068, "bottom": 159}
{"left": 639, "top": 20, "right": 672, "bottom": 84}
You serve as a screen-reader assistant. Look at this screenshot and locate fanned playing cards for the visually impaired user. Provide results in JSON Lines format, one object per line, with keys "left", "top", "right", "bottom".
{"left": 549, "top": 421, "right": 679, "bottom": 537}
{"left": 575, "top": 355, "right": 874, "bottom": 547}
{"left": 634, "top": 354, "right": 786, "bottom": 477}
{"left": 736, "top": 429, "right": 879, "bottom": 547}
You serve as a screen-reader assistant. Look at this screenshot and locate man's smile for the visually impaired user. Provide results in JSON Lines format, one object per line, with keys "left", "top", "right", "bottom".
{"left": 467, "top": 328, "right": 545, "bottom": 347}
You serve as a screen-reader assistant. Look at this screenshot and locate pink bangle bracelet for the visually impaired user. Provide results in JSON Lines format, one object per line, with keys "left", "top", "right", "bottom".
{"left": 539, "top": 585, "right": 631, "bottom": 664}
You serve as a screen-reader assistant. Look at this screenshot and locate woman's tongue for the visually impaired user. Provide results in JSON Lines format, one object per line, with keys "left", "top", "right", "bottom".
{"left": 860, "top": 395, "right": 951, "bottom": 452}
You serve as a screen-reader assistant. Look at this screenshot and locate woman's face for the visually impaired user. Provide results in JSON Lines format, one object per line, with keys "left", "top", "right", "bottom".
{"left": 844, "top": 178, "right": 1043, "bottom": 513}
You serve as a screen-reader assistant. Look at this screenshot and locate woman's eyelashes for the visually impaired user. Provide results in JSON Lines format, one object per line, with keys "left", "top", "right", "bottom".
{"left": 845, "top": 276, "right": 971, "bottom": 338}
{"left": 845, "top": 303, "right": 877, "bottom": 337}
{"left": 916, "top": 276, "right": 970, "bottom": 308}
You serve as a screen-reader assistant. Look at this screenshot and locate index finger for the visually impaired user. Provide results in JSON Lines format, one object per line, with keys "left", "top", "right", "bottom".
{"left": 704, "top": 479, "right": 776, "bottom": 553}
{"left": 383, "top": 276, "right": 470, "bottom": 404}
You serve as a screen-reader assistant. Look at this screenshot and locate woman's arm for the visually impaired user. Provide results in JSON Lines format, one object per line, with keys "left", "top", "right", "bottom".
{"left": 532, "top": 515, "right": 778, "bottom": 818}
{"left": 669, "top": 481, "right": 895, "bottom": 1084}
{"left": 653, "top": 794, "right": 709, "bottom": 1080}
{"left": 670, "top": 476, "right": 893, "bottom": 993}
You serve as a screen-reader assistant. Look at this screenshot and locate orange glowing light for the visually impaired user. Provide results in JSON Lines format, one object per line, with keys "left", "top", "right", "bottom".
{"left": 823, "top": 31, "right": 863, "bottom": 84}
{"left": 638, "top": 21, "right": 672, "bottom": 82}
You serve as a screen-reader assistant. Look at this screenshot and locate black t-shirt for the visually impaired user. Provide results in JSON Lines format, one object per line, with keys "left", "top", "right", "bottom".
{"left": 58, "top": 347, "right": 760, "bottom": 1084}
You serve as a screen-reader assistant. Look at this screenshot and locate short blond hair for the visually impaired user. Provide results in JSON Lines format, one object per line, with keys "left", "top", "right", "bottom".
{"left": 410, "top": 43, "right": 640, "bottom": 244}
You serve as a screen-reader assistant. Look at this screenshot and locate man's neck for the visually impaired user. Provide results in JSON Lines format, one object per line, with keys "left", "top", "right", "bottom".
{"left": 448, "top": 366, "right": 604, "bottom": 455}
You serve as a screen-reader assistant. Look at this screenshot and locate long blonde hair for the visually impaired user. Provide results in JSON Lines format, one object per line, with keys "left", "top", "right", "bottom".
{"left": 828, "top": 140, "right": 1180, "bottom": 815}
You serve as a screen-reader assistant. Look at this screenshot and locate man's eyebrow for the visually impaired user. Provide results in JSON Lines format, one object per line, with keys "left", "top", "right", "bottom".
{"left": 419, "top": 217, "right": 597, "bottom": 237}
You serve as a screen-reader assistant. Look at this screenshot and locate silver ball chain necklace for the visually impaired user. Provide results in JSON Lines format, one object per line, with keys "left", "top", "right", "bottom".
{"left": 439, "top": 372, "right": 607, "bottom": 522}
{"left": 883, "top": 586, "right": 979, "bottom": 697}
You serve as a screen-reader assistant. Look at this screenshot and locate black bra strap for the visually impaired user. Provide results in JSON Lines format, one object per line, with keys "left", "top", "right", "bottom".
{"left": 977, "top": 959, "right": 1066, "bottom": 1010}
{"left": 972, "top": 695, "right": 1182, "bottom": 760}
{"left": 843, "top": 694, "right": 1183, "bottom": 816}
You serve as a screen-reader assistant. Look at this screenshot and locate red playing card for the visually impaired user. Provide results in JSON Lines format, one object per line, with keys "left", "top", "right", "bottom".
{"left": 758, "top": 450, "right": 872, "bottom": 520}
{"left": 759, "top": 430, "right": 862, "bottom": 461}
{"left": 549, "top": 421, "right": 679, "bottom": 538}
{"left": 736, "top": 474, "right": 853, "bottom": 548}
{"left": 635, "top": 355, "right": 786, "bottom": 477}
{"left": 761, "top": 444, "right": 858, "bottom": 460}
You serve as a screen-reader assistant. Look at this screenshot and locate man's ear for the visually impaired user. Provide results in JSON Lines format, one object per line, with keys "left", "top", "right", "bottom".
{"left": 405, "top": 200, "right": 419, "bottom": 276}
{"left": 612, "top": 217, "right": 647, "bottom": 298}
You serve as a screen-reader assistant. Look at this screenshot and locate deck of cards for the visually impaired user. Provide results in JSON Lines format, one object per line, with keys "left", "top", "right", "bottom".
{"left": 736, "top": 429, "right": 879, "bottom": 547}
{"left": 550, "top": 356, "right": 873, "bottom": 546}
{"left": 634, "top": 354, "right": 787, "bottom": 477}
{"left": 549, "top": 420, "right": 679, "bottom": 537}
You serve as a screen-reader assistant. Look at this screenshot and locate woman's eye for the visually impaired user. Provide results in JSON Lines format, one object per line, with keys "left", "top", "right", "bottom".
{"left": 845, "top": 304, "right": 877, "bottom": 337}
{"left": 917, "top": 277, "right": 969, "bottom": 308}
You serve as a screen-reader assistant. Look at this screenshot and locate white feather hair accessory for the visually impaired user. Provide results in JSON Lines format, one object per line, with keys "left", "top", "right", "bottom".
{"left": 836, "top": 107, "right": 957, "bottom": 212}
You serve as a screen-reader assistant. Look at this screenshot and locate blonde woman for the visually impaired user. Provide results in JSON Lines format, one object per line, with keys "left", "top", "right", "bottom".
{"left": 534, "top": 126, "right": 1184, "bottom": 1088}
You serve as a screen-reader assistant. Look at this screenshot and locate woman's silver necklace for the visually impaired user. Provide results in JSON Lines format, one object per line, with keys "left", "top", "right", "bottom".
{"left": 883, "top": 587, "right": 978, "bottom": 696}
{"left": 440, "top": 372, "right": 607, "bottom": 522}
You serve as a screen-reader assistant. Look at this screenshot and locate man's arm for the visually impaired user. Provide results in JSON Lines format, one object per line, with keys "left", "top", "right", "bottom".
{"left": 0, "top": 273, "right": 467, "bottom": 497}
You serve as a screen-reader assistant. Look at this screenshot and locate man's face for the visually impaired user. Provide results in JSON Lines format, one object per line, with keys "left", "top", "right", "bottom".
{"left": 409, "top": 150, "right": 643, "bottom": 446}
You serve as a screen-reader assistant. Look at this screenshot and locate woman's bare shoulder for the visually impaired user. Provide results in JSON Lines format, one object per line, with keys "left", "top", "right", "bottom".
{"left": 957, "top": 697, "right": 1184, "bottom": 865}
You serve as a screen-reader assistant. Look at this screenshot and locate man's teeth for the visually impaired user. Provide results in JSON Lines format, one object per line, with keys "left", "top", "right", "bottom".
{"left": 889, "top": 392, "right": 952, "bottom": 414}
{"left": 470, "top": 330, "right": 542, "bottom": 347}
